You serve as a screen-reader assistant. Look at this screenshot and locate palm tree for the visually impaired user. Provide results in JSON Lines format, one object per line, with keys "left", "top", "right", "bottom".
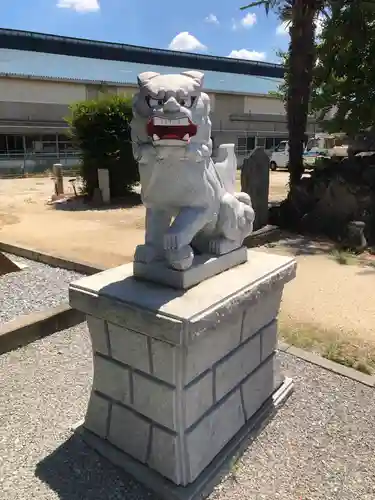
{"left": 241, "top": 0, "right": 324, "bottom": 185}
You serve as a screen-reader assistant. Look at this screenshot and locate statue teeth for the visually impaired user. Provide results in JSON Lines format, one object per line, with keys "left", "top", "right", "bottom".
{"left": 153, "top": 117, "right": 189, "bottom": 126}
{"left": 153, "top": 134, "right": 160, "bottom": 140}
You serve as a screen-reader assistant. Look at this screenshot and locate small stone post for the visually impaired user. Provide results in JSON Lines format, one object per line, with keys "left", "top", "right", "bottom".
{"left": 97, "top": 168, "right": 111, "bottom": 203}
{"left": 52, "top": 163, "right": 64, "bottom": 196}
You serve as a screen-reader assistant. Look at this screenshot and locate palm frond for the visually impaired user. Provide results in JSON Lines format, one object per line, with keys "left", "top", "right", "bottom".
{"left": 240, "top": 1, "right": 273, "bottom": 14}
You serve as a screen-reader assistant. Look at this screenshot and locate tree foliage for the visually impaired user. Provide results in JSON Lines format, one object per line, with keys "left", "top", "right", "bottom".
{"left": 66, "top": 94, "right": 139, "bottom": 199}
{"left": 312, "top": 1, "right": 375, "bottom": 135}
{"left": 242, "top": 0, "right": 325, "bottom": 185}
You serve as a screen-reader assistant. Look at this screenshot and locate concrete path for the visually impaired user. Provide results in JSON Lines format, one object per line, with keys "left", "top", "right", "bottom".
{"left": 1, "top": 324, "right": 374, "bottom": 499}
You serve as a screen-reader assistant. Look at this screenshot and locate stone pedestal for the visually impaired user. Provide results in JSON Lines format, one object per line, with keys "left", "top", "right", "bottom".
{"left": 69, "top": 250, "right": 296, "bottom": 499}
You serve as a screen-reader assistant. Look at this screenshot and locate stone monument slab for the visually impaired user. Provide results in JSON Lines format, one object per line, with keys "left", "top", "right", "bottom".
{"left": 241, "top": 148, "right": 270, "bottom": 230}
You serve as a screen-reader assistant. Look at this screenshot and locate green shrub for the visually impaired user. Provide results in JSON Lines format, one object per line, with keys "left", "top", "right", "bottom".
{"left": 66, "top": 94, "right": 139, "bottom": 199}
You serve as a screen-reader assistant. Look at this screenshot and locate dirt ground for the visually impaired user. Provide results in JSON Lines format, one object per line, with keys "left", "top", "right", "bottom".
{"left": 0, "top": 172, "right": 288, "bottom": 268}
{"left": 1, "top": 172, "right": 374, "bottom": 343}
{"left": 260, "top": 238, "right": 375, "bottom": 341}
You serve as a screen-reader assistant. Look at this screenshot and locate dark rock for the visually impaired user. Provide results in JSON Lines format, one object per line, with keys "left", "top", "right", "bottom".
{"left": 268, "top": 155, "right": 375, "bottom": 246}
{"left": 343, "top": 221, "right": 367, "bottom": 252}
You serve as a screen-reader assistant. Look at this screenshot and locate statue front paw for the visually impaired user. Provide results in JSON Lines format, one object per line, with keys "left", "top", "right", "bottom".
{"left": 166, "top": 245, "right": 194, "bottom": 271}
{"left": 134, "top": 244, "right": 163, "bottom": 264}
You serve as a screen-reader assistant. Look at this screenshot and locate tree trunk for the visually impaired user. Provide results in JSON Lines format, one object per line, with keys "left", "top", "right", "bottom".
{"left": 287, "top": 0, "right": 317, "bottom": 186}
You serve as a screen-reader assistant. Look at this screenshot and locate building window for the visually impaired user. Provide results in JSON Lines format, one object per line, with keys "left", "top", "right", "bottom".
{"left": 0, "top": 135, "right": 7, "bottom": 155}
{"left": 265, "top": 137, "right": 274, "bottom": 150}
{"left": 237, "top": 136, "right": 256, "bottom": 155}
{"left": 25, "top": 135, "right": 41, "bottom": 152}
{"left": 7, "top": 135, "right": 24, "bottom": 153}
{"left": 246, "top": 137, "right": 255, "bottom": 151}
{"left": 237, "top": 137, "right": 247, "bottom": 154}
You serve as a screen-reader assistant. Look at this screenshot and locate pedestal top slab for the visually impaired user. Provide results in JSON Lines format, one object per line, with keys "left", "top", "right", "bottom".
{"left": 70, "top": 250, "right": 296, "bottom": 344}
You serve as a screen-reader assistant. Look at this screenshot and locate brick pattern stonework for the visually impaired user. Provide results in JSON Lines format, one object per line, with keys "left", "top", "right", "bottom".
{"left": 84, "top": 288, "right": 283, "bottom": 486}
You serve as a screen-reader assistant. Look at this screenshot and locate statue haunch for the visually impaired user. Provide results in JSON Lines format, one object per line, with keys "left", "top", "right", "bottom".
{"left": 131, "top": 70, "right": 255, "bottom": 271}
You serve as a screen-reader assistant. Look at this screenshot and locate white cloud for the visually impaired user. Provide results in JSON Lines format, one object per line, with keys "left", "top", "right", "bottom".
{"left": 228, "top": 49, "right": 266, "bottom": 61}
{"left": 205, "top": 13, "right": 219, "bottom": 25}
{"left": 241, "top": 12, "right": 257, "bottom": 28}
{"left": 276, "top": 21, "right": 289, "bottom": 35}
{"left": 232, "top": 12, "right": 257, "bottom": 30}
{"left": 168, "top": 32, "right": 206, "bottom": 52}
{"left": 57, "top": 0, "right": 100, "bottom": 12}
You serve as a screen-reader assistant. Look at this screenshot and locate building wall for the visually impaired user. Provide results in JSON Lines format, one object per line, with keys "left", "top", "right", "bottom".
{"left": 0, "top": 77, "right": 318, "bottom": 169}
{"left": 244, "top": 95, "right": 285, "bottom": 115}
{"left": 211, "top": 92, "right": 289, "bottom": 133}
{"left": 0, "top": 78, "right": 86, "bottom": 104}
{"left": 0, "top": 101, "right": 69, "bottom": 123}
{"left": 0, "top": 81, "right": 138, "bottom": 133}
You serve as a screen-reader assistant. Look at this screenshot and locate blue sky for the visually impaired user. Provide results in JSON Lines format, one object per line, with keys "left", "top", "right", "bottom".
{"left": 2, "top": 0, "right": 290, "bottom": 63}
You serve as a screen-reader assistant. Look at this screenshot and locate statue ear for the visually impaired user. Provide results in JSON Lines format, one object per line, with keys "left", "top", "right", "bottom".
{"left": 181, "top": 70, "right": 204, "bottom": 86}
{"left": 137, "top": 72, "right": 160, "bottom": 87}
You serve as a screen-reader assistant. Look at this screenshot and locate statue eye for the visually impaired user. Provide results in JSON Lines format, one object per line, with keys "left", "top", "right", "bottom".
{"left": 178, "top": 96, "right": 196, "bottom": 108}
{"left": 146, "top": 96, "right": 165, "bottom": 107}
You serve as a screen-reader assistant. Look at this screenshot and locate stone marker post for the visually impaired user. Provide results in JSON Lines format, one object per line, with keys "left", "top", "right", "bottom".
{"left": 98, "top": 168, "right": 111, "bottom": 204}
{"left": 241, "top": 148, "right": 270, "bottom": 231}
{"left": 69, "top": 71, "right": 296, "bottom": 500}
{"left": 52, "top": 163, "right": 64, "bottom": 196}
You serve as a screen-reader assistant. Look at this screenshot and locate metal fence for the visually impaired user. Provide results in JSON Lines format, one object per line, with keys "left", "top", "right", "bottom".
{"left": 1, "top": 130, "right": 291, "bottom": 178}
{"left": 0, "top": 150, "right": 81, "bottom": 178}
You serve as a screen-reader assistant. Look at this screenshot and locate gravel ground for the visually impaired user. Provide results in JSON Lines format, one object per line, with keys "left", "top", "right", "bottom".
{"left": 0, "top": 324, "right": 374, "bottom": 500}
{"left": 0, "top": 255, "right": 83, "bottom": 323}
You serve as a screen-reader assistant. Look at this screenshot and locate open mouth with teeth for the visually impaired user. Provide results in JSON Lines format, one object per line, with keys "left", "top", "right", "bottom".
{"left": 147, "top": 117, "right": 198, "bottom": 142}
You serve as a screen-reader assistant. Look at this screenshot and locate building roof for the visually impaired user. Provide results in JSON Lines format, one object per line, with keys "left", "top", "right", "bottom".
{"left": 0, "top": 48, "right": 283, "bottom": 95}
{"left": 0, "top": 28, "right": 284, "bottom": 79}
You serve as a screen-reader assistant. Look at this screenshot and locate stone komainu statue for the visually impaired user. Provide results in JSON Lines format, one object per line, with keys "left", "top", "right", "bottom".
{"left": 131, "top": 70, "right": 255, "bottom": 271}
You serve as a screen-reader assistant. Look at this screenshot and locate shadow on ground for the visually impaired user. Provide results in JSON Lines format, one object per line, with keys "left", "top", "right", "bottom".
{"left": 266, "top": 234, "right": 336, "bottom": 257}
{"left": 35, "top": 400, "right": 281, "bottom": 500}
{"left": 357, "top": 266, "right": 375, "bottom": 275}
{"left": 53, "top": 192, "right": 142, "bottom": 212}
{"left": 35, "top": 434, "right": 155, "bottom": 500}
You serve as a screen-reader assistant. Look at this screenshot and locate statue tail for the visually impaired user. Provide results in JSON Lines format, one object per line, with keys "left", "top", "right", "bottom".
{"left": 234, "top": 192, "right": 252, "bottom": 206}
{"left": 213, "top": 144, "right": 237, "bottom": 193}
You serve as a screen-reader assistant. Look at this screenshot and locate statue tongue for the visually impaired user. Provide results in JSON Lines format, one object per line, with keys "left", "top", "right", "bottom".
{"left": 147, "top": 118, "right": 197, "bottom": 141}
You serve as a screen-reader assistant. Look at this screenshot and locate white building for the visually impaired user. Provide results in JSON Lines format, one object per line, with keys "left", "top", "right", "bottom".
{"left": 0, "top": 29, "right": 318, "bottom": 173}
